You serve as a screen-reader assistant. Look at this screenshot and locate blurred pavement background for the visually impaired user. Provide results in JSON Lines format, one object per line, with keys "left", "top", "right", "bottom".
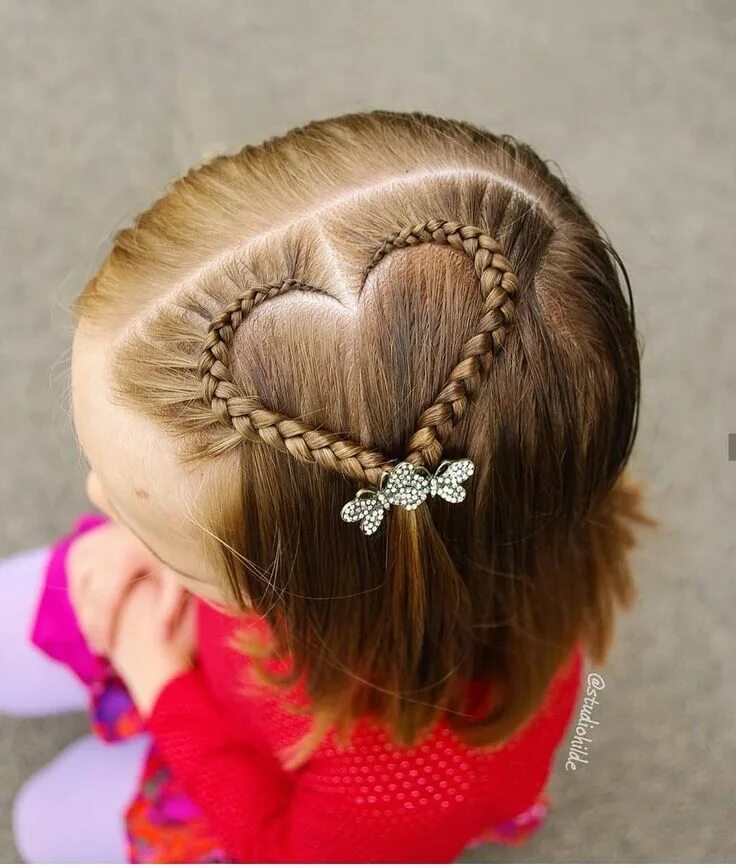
{"left": 1, "top": 0, "right": 734, "bottom": 862}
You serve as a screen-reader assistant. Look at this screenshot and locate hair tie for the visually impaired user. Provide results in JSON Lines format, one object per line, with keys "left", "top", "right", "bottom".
{"left": 340, "top": 459, "right": 475, "bottom": 536}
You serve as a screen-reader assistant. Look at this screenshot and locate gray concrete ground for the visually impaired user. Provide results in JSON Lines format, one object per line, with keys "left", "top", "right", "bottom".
{"left": 1, "top": 0, "right": 734, "bottom": 862}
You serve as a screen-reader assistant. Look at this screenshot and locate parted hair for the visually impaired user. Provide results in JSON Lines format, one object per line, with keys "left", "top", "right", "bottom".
{"left": 75, "top": 111, "right": 652, "bottom": 765}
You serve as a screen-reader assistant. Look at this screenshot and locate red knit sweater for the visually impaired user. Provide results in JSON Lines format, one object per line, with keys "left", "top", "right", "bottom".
{"left": 145, "top": 601, "right": 583, "bottom": 863}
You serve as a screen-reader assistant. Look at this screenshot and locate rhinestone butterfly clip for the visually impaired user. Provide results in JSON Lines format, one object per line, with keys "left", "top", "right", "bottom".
{"left": 340, "top": 459, "right": 475, "bottom": 536}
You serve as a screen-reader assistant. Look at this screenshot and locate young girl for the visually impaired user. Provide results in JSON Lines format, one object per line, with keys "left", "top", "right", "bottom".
{"left": 1, "top": 110, "right": 652, "bottom": 863}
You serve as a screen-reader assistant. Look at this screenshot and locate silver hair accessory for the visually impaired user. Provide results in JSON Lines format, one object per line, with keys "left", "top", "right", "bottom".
{"left": 340, "top": 459, "right": 475, "bottom": 536}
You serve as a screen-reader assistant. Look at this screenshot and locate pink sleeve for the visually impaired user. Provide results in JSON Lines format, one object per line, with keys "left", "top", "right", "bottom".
{"left": 30, "top": 513, "right": 110, "bottom": 685}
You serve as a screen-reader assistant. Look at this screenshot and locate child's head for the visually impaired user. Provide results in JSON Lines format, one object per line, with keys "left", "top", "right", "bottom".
{"left": 72, "top": 111, "right": 648, "bottom": 748}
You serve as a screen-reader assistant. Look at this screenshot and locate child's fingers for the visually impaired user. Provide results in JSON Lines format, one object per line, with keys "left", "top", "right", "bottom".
{"left": 158, "top": 572, "right": 187, "bottom": 639}
{"left": 96, "top": 567, "right": 147, "bottom": 650}
{"left": 78, "top": 585, "right": 121, "bottom": 654}
{"left": 103, "top": 570, "right": 151, "bottom": 650}
{"left": 67, "top": 563, "right": 88, "bottom": 615}
{"left": 73, "top": 564, "right": 149, "bottom": 655}
{"left": 172, "top": 596, "right": 198, "bottom": 661}
{"left": 178, "top": 596, "right": 196, "bottom": 636}
{"left": 66, "top": 523, "right": 167, "bottom": 655}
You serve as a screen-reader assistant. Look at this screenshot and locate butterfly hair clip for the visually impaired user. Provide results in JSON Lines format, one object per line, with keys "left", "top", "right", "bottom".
{"left": 340, "top": 459, "right": 475, "bottom": 536}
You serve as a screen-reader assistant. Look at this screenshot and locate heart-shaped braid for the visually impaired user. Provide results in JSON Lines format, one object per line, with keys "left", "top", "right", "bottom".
{"left": 197, "top": 221, "right": 518, "bottom": 485}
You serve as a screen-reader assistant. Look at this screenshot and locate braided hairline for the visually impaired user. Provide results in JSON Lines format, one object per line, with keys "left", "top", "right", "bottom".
{"left": 197, "top": 220, "right": 518, "bottom": 485}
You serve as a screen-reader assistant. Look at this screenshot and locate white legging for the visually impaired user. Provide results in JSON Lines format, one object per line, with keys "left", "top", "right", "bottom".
{"left": 0, "top": 546, "right": 150, "bottom": 863}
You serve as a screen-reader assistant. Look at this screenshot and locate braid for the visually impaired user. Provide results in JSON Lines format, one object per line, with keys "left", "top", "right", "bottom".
{"left": 197, "top": 221, "right": 518, "bottom": 480}
{"left": 363, "top": 220, "right": 518, "bottom": 467}
{"left": 197, "top": 278, "right": 387, "bottom": 484}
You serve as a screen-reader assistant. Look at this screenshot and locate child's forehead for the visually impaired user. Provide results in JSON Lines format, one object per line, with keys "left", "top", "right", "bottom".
{"left": 72, "top": 326, "right": 149, "bottom": 469}
{"left": 71, "top": 325, "right": 213, "bottom": 571}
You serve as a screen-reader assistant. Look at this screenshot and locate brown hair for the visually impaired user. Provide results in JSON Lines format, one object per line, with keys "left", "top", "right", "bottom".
{"left": 75, "top": 111, "right": 653, "bottom": 765}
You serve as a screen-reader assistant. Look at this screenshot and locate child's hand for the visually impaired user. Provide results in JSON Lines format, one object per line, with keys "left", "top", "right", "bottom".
{"left": 68, "top": 521, "right": 188, "bottom": 656}
{"left": 110, "top": 573, "right": 196, "bottom": 716}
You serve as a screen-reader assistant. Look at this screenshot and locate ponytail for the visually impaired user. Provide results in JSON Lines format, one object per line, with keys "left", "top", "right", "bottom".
{"left": 383, "top": 505, "right": 472, "bottom": 741}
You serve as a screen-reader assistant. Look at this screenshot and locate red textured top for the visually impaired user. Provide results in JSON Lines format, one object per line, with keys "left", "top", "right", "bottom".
{"left": 146, "top": 601, "right": 583, "bottom": 863}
